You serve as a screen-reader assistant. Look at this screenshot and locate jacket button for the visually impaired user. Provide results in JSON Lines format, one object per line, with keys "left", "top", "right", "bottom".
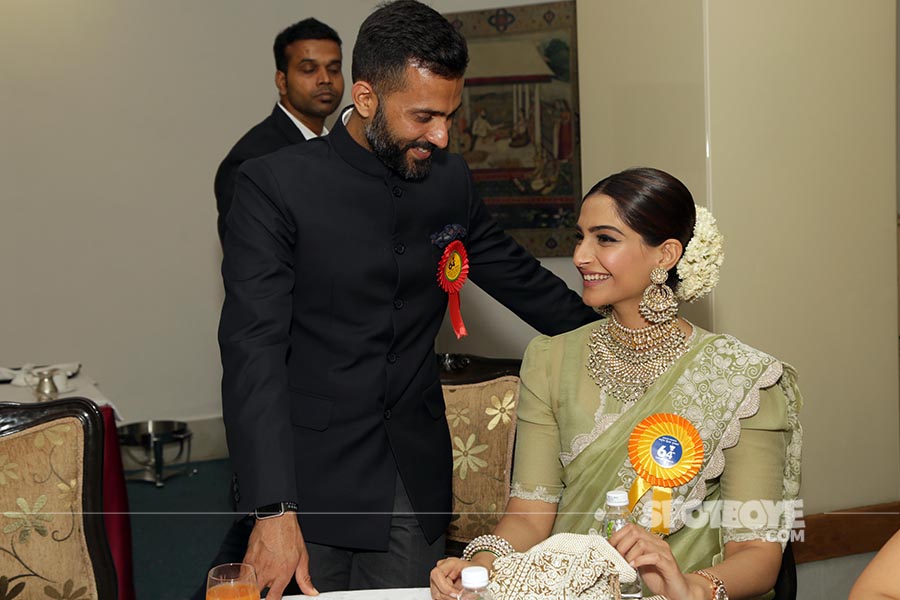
{"left": 392, "top": 186, "right": 403, "bottom": 197}
{"left": 394, "top": 243, "right": 406, "bottom": 255}
{"left": 393, "top": 298, "right": 405, "bottom": 310}
{"left": 387, "top": 352, "right": 398, "bottom": 364}
{"left": 383, "top": 409, "right": 392, "bottom": 420}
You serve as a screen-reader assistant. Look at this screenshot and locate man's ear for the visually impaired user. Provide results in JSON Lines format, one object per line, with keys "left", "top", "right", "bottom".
{"left": 658, "top": 239, "right": 684, "bottom": 271}
{"left": 352, "top": 81, "right": 378, "bottom": 119}
{"left": 275, "top": 70, "right": 287, "bottom": 96}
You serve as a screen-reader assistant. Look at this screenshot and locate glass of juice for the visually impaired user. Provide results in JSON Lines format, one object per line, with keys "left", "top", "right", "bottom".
{"left": 206, "top": 563, "right": 260, "bottom": 600}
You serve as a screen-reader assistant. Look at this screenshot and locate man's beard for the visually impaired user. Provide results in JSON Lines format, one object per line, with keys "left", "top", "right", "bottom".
{"left": 365, "top": 103, "right": 436, "bottom": 181}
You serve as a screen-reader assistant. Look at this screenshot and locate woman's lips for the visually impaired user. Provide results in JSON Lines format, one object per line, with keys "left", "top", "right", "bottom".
{"left": 581, "top": 272, "right": 610, "bottom": 286}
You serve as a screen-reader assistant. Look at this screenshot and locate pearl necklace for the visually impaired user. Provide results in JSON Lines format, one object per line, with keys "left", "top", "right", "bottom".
{"left": 587, "top": 314, "right": 690, "bottom": 405}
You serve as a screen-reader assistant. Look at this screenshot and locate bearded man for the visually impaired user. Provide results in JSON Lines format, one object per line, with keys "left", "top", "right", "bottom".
{"left": 213, "top": 1, "right": 597, "bottom": 598}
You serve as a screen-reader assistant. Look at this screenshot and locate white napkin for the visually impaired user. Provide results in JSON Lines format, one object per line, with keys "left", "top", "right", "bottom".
{"left": 1, "top": 363, "right": 81, "bottom": 392}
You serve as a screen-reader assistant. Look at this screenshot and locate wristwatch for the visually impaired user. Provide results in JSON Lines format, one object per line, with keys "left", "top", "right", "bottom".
{"left": 254, "top": 501, "right": 299, "bottom": 520}
{"left": 694, "top": 569, "right": 728, "bottom": 600}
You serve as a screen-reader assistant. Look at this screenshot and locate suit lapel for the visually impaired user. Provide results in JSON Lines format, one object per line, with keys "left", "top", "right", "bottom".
{"left": 270, "top": 104, "right": 308, "bottom": 145}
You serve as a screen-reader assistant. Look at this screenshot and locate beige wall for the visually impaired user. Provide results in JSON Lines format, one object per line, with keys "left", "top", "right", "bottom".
{"left": 709, "top": 1, "right": 898, "bottom": 513}
{"left": 578, "top": 0, "right": 898, "bottom": 516}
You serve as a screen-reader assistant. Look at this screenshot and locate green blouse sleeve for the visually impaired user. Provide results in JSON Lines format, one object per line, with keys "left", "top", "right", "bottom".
{"left": 719, "top": 374, "right": 797, "bottom": 544}
{"left": 510, "top": 335, "right": 564, "bottom": 504}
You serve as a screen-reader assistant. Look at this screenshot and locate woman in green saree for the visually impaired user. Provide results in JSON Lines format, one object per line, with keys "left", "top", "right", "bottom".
{"left": 430, "top": 168, "right": 801, "bottom": 600}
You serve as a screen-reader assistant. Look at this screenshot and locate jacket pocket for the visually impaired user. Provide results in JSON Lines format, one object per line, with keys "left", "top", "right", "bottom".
{"left": 422, "top": 380, "right": 446, "bottom": 420}
{"left": 289, "top": 389, "right": 334, "bottom": 431}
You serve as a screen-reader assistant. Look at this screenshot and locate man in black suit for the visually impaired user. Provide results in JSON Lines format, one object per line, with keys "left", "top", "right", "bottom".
{"left": 216, "top": 2, "right": 598, "bottom": 598}
{"left": 214, "top": 18, "right": 344, "bottom": 243}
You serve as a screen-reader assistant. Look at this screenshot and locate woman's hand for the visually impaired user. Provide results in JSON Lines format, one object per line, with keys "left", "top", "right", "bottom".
{"left": 609, "top": 524, "right": 705, "bottom": 600}
{"left": 430, "top": 557, "right": 472, "bottom": 600}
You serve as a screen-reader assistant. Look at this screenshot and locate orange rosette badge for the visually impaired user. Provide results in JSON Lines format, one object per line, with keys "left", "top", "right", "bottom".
{"left": 627, "top": 413, "right": 704, "bottom": 535}
{"left": 437, "top": 240, "right": 469, "bottom": 339}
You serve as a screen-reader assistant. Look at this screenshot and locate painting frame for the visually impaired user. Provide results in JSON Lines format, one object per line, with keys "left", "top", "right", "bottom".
{"left": 445, "top": 1, "right": 581, "bottom": 257}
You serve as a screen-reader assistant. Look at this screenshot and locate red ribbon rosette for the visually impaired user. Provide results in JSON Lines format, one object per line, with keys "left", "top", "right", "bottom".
{"left": 437, "top": 240, "right": 469, "bottom": 339}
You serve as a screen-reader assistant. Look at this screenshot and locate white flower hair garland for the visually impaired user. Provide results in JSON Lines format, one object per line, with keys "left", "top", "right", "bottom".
{"left": 675, "top": 205, "right": 724, "bottom": 302}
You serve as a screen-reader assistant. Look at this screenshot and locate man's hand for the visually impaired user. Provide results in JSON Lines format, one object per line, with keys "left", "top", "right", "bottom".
{"left": 243, "top": 512, "right": 318, "bottom": 599}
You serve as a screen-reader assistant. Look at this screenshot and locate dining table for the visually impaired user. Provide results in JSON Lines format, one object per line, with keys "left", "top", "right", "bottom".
{"left": 285, "top": 590, "right": 432, "bottom": 600}
{"left": 0, "top": 371, "right": 136, "bottom": 600}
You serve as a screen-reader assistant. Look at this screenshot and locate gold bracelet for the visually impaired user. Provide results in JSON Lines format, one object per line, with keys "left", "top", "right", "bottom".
{"left": 694, "top": 569, "right": 728, "bottom": 600}
{"left": 461, "top": 534, "right": 515, "bottom": 561}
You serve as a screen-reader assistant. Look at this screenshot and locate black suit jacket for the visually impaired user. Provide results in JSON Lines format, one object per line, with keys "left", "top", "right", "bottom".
{"left": 218, "top": 112, "right": 597, "bottom": 550}
{"left": 214, "top": 104, "right": 307, "bottom": 243}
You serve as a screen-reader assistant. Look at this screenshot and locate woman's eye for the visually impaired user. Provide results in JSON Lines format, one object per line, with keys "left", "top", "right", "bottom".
{"left": 597, "top": 234, "right": 618, "bottom": 243}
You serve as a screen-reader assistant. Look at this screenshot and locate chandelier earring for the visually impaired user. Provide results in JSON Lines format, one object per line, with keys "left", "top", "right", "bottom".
{"left": 639, "top": 267, "right": 679, "bottom": 324}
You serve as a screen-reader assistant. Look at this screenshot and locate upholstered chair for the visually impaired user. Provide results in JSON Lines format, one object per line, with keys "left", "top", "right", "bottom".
{"left": 437, "top": 353, "right": 521, "bottom": 557}
{"left": 0, "top": 397, "right": 117, "bottom": 599}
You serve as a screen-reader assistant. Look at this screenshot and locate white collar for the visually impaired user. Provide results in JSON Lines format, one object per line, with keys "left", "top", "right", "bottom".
{"left": 277, "top": 102, "right": 329, "bottom": 139}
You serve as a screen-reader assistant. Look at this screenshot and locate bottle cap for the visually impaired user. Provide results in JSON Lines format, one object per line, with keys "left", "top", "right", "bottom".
{"left": 606, "top": 490, "right": 628, "bottom": 507}
{"left": 461, "top": 565, "right": 490, "bottom": 588}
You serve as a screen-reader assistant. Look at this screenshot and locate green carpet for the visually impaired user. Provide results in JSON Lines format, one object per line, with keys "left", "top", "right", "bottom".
{"left": 127, "top": 458, "right": 237, "bottom": 600}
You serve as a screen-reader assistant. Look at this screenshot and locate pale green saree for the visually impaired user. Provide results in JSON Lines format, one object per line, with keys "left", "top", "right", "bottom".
{"left": 510, "top": 320, "right": 802, "bottom": 591}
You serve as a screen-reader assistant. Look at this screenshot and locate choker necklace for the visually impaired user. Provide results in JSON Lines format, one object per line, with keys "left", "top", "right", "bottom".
{"left": 587, "top": 314, "right": 690, "bottom": 405}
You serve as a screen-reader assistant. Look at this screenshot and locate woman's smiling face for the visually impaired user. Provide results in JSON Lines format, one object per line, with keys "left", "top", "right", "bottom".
{"left": 573, "top": 193, "right": 662, "bottom": 319}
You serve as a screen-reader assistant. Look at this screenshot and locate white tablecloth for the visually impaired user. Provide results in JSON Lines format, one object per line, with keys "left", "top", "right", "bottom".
{"left": 285, "top": 590, "right": 431, "bottom": 600}
{"left": 0, "top": 373, "right": 122, "bottom": 420}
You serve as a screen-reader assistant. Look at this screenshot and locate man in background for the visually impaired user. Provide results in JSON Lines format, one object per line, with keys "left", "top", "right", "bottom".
{"left": 194, "top": 17, "right": 343, "bottom": 600}
{"left": 214, "top": 18, "right": 344, "bottom": 243}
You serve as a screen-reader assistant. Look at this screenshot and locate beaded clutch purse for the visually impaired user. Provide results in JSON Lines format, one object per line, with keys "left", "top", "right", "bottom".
{"left": 487, "top": 533, "right": 662, "bottom": 600}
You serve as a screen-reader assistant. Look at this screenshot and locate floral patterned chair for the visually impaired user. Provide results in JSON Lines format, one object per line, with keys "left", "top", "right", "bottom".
{"left": 0, "top": 397, "right": 117, "bottom": 599}
{"left": 436, "top": 353, "right": 521, "bottom": 557}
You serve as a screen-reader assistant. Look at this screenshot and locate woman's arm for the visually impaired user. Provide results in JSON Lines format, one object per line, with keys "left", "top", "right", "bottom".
{"left": 706, "top": 540, "right": 783, "bottom": 598}
{"left": 491, "top": 497, "right": 558, "bottom": 555}
{"left": 849, "top": 530, "right": 900, "bottom": 600}
{"left": 611, "top": 526, "right": 783, "bottom": 600}
{"left": 430, "top": 497, "right": 557, "bottom": 600}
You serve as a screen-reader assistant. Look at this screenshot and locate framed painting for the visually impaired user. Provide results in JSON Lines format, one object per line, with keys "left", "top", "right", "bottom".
{"left": 445, "top": 1, "right": 580, "bottom": 257}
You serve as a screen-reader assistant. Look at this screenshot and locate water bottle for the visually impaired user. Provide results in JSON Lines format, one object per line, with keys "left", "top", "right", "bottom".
{"left": 601, "top": 490, "right": 643, "bottom": 599}
{"left": 459, "top": 566, "right": 494, "bottom": 600}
